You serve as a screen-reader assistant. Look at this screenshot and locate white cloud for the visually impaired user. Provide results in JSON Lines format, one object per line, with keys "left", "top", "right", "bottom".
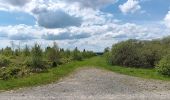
{"left": 0, "top": 0, "right": 115, "bottom": 28}
{"left": 119, "top": 0, "right": 141, "bottom": 14}
{"left": 33, "top": 9, "right": 82, "bottom": 28}
{"left": 0, "top": 0, "right": 170, "bottom": 51}
{"left": 42, "top": 32, "right": 90, "bottom": 40}
{"left": 164, "top": 11, "right": 170, "bottom": 28}
{"left": 0, "top": 0, "right": 32, "bottom": 12}
{"left": 5, "top": 0, "right": 30, "bottom": 6}
{"left": 63, "top": 0, "right": 118, "bottom": 9}
{"left": 0, "top": 25, "right": 42, "bottom": 40}
{"left": 0, "top": 22, "right": 169, "bottom": 51}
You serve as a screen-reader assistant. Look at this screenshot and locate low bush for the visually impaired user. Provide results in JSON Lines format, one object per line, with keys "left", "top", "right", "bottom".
{"left": 24, "top": 57, "right": 48, "bottom": 73}
{"left": 0, "top": 67, "right": 11, "bottom": 80}
{"left": 73, "top": 54, "right": 83, "bottom": 61}
{"left": 0, "top": 42, "right": 96, "bottom": 80}
{"left": 60, "top": 57, "right": 72, "bottom": 65}
{"left": 156, "top": 55, "right": 170, "bottom": 76}
{"left": 109, "top": 39, "right": 165, "bottom": 68}
{"left": 46, "top": 46, "right": 61, "bottom": 67}
{"left": 110, "top": 40, "right": 145, "bottom": 67}
{"left": 0, "top": 56, "right": 11, "bottom": 67}
{"left": 0, "top": 65, "right": 29, "bottom": 80}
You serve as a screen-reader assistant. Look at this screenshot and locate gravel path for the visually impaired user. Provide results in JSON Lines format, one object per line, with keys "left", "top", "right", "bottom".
{"left": 0, "top": 67, "right": 170, "bottom": 100}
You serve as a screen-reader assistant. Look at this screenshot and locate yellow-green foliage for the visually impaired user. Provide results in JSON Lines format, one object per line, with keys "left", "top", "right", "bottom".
{"left": 156, "top": 55, "right": 170, "bottom": 76}
{"left": 0, "top": 56, "right": 11, "bottom": 67}
{"left": 0, "top": 43, "right": 96, "bottom": 80}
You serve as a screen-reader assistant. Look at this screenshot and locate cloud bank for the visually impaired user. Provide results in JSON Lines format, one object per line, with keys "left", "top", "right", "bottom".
{"left": 64, "top": 0, "right": 117, "bottom": 9}
{"left": 32, "top": 9, "right": 82, "bottom": 28}
{"left": 0, "top": 0, "right": 169, "bottom": 51}
{"left": 1, "top": 0, "right": 30, "bottom": 6}
{"left": 164, "top": 11, "right": 170, "bottom": 29}
{"left": 119, "top": 0, "right": 141, "bottom": 14}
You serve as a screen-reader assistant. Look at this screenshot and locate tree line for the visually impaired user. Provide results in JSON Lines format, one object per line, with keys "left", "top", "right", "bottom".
{"left": 105, "top": 36, "right": 170, "bottom": 76}
{"left": 0, "top": 42, "right": 96, "bottom": 80}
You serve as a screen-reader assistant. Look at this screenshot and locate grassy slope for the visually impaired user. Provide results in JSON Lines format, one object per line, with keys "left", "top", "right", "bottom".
{"left": 0, "top": 56, "right": 170, "bottom": 91}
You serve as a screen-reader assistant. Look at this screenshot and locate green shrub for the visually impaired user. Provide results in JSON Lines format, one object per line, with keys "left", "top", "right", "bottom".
{"left": 73, "top": 54, "right": 83, "bottom": 61}
{"left": 156, "top": 55, "right": 170, "bottom": 76}
{"left": 0, "top": 56, "right": 11, "bottom": 67}
{"left": 2, "top": 47, "right": 13, "bottom": 56}
{"left": 72, "top": 47, "right": 83, "bottom": 61}
{"left": 23, "top": 57, "right": 32, "bottom": 67}
{"left": 0, "top": 65, "right": 23, "bottom": 80}
{"left": 24, "top": 57, "right": 46, "bottom": 71}
{"left": 140, "top": 41, "right": 163, "bottom": 68}
{"left": 46, "top": 47, "right": 61, "bottom": 67}
{"left": 60, "top": 57, "right": 72, "bottom": 64}
{"left": 110, "top": 40, "right": 145, "bottom": 67}
{"left": 0, "top": 67, "right": 11, "bottom": 80}
{"left": 103, "top": 51, "right": 112, "bottom": 64}
{"left": 30, "top": 44, "right": 47, "bottom": 72}
{"left": 18, "top": 66, "right": 30, "bottom": 77}
{"left": 9, "top": 67, "right": 20, "bottom": 77}
{"left": 23, "top": 45, "right": 30, "bottom": 57}
{"left": 82, "top": 50, "right": 96, "bottom": 58}
{"left": 109, "top": 39, "right": 164, "bottom": 68}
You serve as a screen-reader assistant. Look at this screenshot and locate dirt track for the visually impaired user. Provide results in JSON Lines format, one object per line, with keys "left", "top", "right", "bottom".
{"left": 0, "top": 68, "right": 170, "bottom": 100}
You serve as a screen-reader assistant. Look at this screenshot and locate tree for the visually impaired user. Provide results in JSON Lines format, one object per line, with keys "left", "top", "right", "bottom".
{"left": 23, "top": 45, "right": 30, "bottom": 57}
{"left": 65, "top": 49, "right": 71, "bottom": 58}
{"left": 140, "top": 42, "right": 163, "bottom": 68}
{"left": 156, "top": 55, "right": 170, "bottom": 76}
{"left": 14, "top": 49, "right": 20, "bottom": 56}
{"left": 10, "top": 41, "right": 15, "bottom": 52}
{"left": 104, "top": 47, "right": 110, "bottom": 53}
{"left": 110, "top": 40, "right": 145, "bottom": 67}
{"left": 108, "top": 39, "right": 168, "bottom": 68}
{"left": 72, "top": 47, "right": 82, "bottom": 61}
{"left": 3, "top": 47, "right": 13, "bottom": 56}
{"left": 46, "top": 42, "right": 61, "bottom": 67}
{"left": 30, "top": 44, "right": 45, "bottom": 72}
{"left": 53, "top": 42, "right": 59, "bottom": 51}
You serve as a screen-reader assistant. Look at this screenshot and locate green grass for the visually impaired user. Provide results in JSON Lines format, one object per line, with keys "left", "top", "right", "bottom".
{"left": 0, "top": 56, "right": 170, "bottom": 91}
{"left": 91, "top": 57, "right": 170, "bottom": 81}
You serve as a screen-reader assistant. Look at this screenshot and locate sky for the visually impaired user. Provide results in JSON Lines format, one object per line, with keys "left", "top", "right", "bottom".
{"left": 0, "top": 0, "right": 170, "bottom": 52}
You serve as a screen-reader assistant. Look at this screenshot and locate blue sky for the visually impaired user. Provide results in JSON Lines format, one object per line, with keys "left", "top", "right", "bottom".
{"left": 0, "top": 0, "right": 170, "bottom": 51}
{"left": 0, "top": 11, "right": 35, "bottom": 26}
{"left": 101, "top": 0, "right": 170, "bottom": 23}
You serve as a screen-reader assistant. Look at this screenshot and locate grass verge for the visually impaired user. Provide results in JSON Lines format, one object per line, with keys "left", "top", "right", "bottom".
{"left": 0, "top": 56, "right": 170, "bottom": 91}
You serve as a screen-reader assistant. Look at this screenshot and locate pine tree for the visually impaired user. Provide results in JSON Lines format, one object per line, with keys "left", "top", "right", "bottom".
{"left": 46, "top": 42, "right": 61, "bottom": 67}
{"left": 31, "top": 44, "right": 45, "bottom": 71}
{"left": 23, "top": 45, "right": 30, "bottom": 57}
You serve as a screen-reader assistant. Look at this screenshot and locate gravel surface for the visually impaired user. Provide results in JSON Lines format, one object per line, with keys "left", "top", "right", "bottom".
{"left": 0, "top": 67, "right": 170, "bottom": 100}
